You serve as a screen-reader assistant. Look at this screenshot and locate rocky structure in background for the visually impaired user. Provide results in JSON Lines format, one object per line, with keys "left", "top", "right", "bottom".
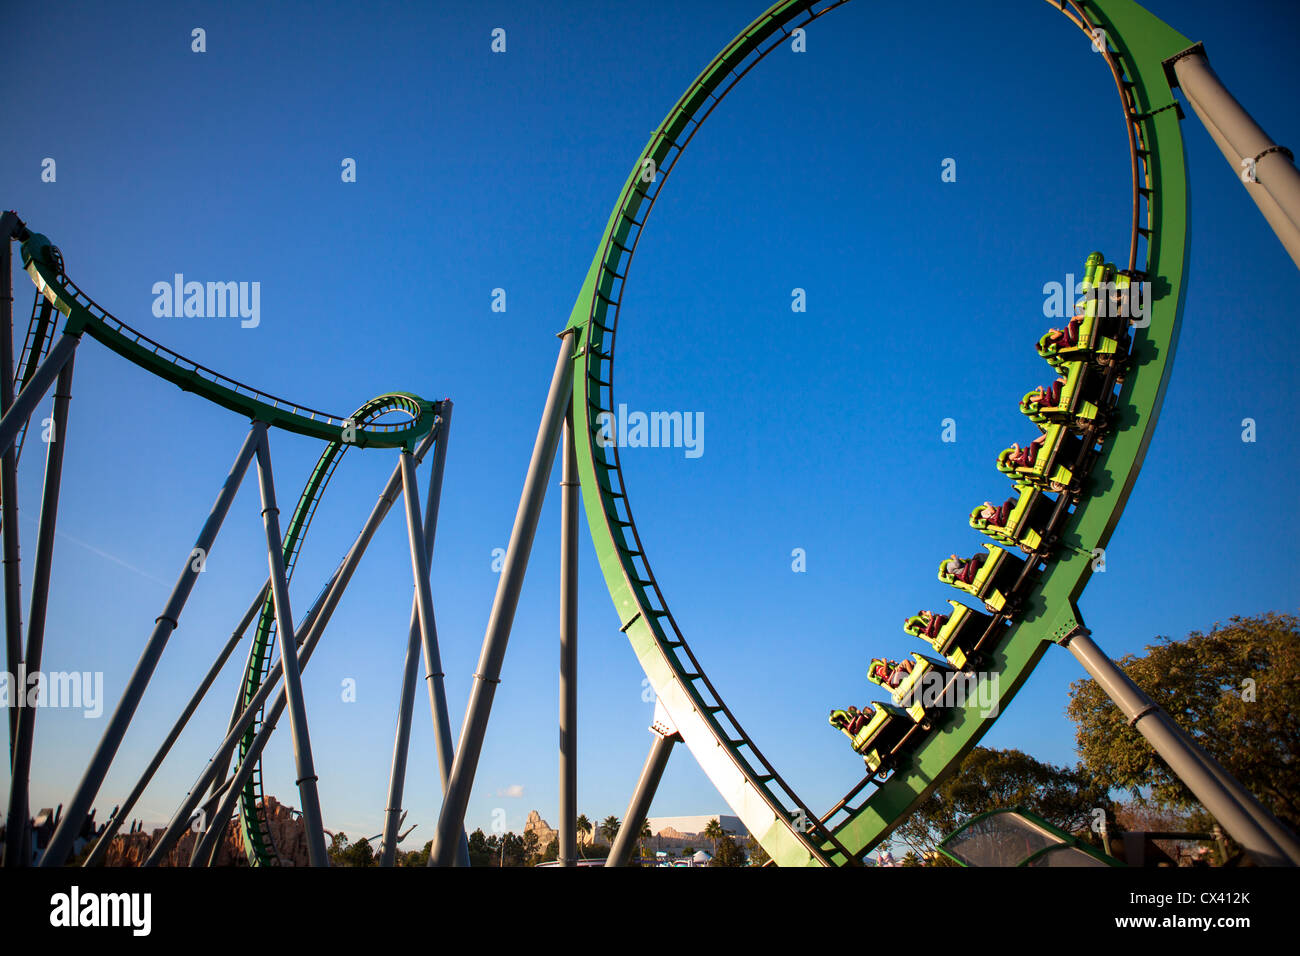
{"left": 524, "top": 810, "right": 559, "bottom": 849}
{"left": 104, "top": 796, "right": 312, "bottom": 866}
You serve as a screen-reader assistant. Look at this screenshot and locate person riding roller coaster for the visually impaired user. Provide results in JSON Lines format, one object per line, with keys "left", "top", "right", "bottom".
{"left": 1026, "top": 377, "right": 1065, "bottom": 410}
{"left": 904, "top": 609, "right": 948, "bottom": 639}
{"left": 979, "top": 498, "right": 1015, "bottom": 528}
{"left": 829, "top": 705, "right": 874, "bottom": 739}
{"left": 943, "top": 552, "right": 985, "bottom": 586}
{"left": 869, "top": 657, "right": 915, "bottom": 689}
{"left": 1044, "top": 309, "right": 1086, "bottom": 349}
{"left": 1004, "top": 433, "right": 1047, "bottom": 469}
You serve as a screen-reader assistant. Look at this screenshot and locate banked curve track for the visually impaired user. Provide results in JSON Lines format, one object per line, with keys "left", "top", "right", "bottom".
{"left": 15, "top": 223, "right": 438, "bottom": 866}
{"left": 565, "top": 0, "right": 1191, "bottom": 866}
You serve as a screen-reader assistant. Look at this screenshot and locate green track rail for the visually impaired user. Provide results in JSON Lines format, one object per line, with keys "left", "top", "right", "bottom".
{"left": 20, "top": 237, "right": 434, "bottom": 451}
{"left": 566, "top": 0, "right": 1191, "bottom": 866}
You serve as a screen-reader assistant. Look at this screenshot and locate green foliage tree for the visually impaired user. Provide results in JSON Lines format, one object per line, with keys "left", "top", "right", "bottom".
{"left": 540, "top": 837, "right": 559, "bottom": 864}
{"left": 745, "top": 836, "right": 770, "bottom": 867}
{"left": 599, "top": 815, "right": 621, "bottom": 846}
{"left": 575, "top": 814, "right": 592, "bottom": 858}
{"left": 1067, "top": 613, "right": 1300, "bottom": 831}
{"left": 709, "top": 834, "right": 746, "bottom": 867}
{"left": 702, "top": 818, "right": 724, "bottom": 853}
{"left": 327, "top": 832, "right": 349, "bottom": 866}
{"left": 899, "top": 850, "right": 923, "bottom": 867}
{"left": 467, "top": 828, "right": 496, "bottom": 868}
{"left": 893, "top": 746, "right": 1107, "bottom": 863}
{"left": 521, "top": 829, "right": 540, "bottom": 866}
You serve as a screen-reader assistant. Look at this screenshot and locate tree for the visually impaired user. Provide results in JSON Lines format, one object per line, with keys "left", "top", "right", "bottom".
{"left": 1067, "top": 613, "right": 1300, "bottom": 831}
{"left": 892, "top": 746, "right": 1107, "bottom": 862}
{"left": 467, "top": 828, "right": 496, "bottom": 868}
{"left": 637, "top": 820, "right": 652, "bottom": 862}
{"left": 745, "top": 836, "right": 770, "bottom": 867}
{"left": 899, "top": 850, "right": 923, "bottom": 867}
{"left": 709, "top": 834, "right": 746, "bottom": 867}
{"left": 575, "top": 814, "right": 592, "bottom": 858}
{"left": 327, "top": 832, "right": 350, "bottom": 867}
{"left": 599, "top": 815, "right": 621, "bottom": 846}
{"left": 540, "top": 837, "right": 559, "bottom": 864}
{"left": 520, "top": 829, "right": 540, "bottom": 866}
{"left": 702, "top": 818, "right": 724, "bottom": 852}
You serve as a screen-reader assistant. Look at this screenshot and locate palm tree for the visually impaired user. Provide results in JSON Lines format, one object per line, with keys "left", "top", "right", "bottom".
{"left": 575, "top": 814, "right": 592, "bottom": 859}
{"left": 638, "top": 819, "right": 652, "bottom": 863}
{"left": 599, "top": 815, "right": 621, "bottom": 848}
{"left": 703, "top": 818, "right": 724, "bottom": 854}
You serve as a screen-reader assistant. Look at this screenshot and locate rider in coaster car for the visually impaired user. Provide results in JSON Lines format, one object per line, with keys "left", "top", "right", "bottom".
{"left": 1026, "top": 377, "right": 1065, "bottom": 409}
{"left": 1004, "top": 433, "right": 1048, "bottom": 469}
{"left": 1044, "top": 309, "right": 1086, "bottom": 349}
{"left": 870, "top": 658, "right": 915, "bottom": 689}
{"left": 830, "top": 705, "right": 875, "bottom": 739}
{"left": 905, "top": 610, "right": 949, "bottom": 639}
{"left": 978, "top": 498, "right": 1016, "bottom": 527}
{"left": 943, "top": 552, "right": 985, "bottom": 586}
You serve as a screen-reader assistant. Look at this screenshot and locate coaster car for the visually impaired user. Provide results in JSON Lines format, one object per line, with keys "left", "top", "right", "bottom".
{"left": 868, "top": 652, "right": 955, "bottom": 722}
{"left": 937, "top": 544, "right": 1026, "bottom": 614}
{"left": 969, "top": 482, "right": 1055, "bottom": 554}
{"left": 829, "top": 702, "right": 917, "bottom": 774}
{"left": 903, "top": 600, "right": 996, "bottom": 669}
{"left": 1019, "top": 361, "right": 1104, "bottom": 427}
{"left": 996, "top": 423, "right": 1085, "bottom": 493}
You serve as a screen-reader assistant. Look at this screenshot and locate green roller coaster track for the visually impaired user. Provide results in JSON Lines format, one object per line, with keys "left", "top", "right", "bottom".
{"left": 16, "top": 224, "right": 437, "bottom": 866}
{"left": 564, "top": 0, "right": 1191, "bottom": 866}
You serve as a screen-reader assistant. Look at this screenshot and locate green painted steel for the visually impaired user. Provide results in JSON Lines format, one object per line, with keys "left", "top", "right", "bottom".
{"left": 15, "top": 227, "right": 440, "bottom": 865}
{"left": 566, "top": 0, "right": 1191, "bottom": 866}
{"left": 20, "top": 237, "right": 434, "bottom": 450}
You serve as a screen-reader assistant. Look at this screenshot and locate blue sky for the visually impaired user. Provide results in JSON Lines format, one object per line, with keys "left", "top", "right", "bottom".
{"left": 2, "top": 0, "right": 1297, "bottom": 853}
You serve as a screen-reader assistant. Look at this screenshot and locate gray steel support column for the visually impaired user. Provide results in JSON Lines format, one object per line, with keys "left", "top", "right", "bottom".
{"left": 4, "top": 354, "right": 74, "bottom": 867}
{"left": 39, "top": 423, "right": 260, "bottom": 867}
{"left": 606, "top": 730, "right": 677, "bottom": 867}
{"left": 1062, "top": 628, "right": 1294, "bottom": 866}
{"left": 83, "top": 581, "right": 269, "bottom": 867}
{"left": 1171, "top": 47, "right": 1300, "bottom": 269}
{"left": 151, "top": 426, "right": 438, "bottom": 866}
{"left": 382, "top": 413, "right": 463, "bottom": 866}
{"left": 253, "top": 428, "right": 328, "bottom": 867}
{"left": 380, "top": 605, "right": 425, "bottom": 867}
{"left": 429, "top": 333, "right": 574, "bottom": 866}
{"left": 0, "top": 332, "right": 78, "bottom": 458}
{"left": 1, "top": 220, "right": 21, "bottom": 759}
{"left": 1161, "top": 698, "right": 1300, "bottom": 863}
{"left": 190, "top": 572, "right": 336, "bottom": 867}
{"left": 559, "top": 409, "right": 579, "bottom": 866}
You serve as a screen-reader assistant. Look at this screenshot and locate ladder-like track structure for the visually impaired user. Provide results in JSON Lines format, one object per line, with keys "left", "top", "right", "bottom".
{"left": 565, "top": 0, "right": 1190, "bottom": 866}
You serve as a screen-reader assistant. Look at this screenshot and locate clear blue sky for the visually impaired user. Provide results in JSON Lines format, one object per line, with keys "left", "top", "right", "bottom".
{"left": 2, "top": 0, "right": 1297, "bottom": 850}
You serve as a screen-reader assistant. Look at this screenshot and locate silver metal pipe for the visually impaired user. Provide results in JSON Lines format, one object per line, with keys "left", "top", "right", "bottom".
{"left": 0, "top": 332, "right": 79, "bottom": 458}
{"left": 0, "top": 222, "right": 21, "bottom": 760}
{"left": 254, "top": 429, "right": 329, "bottom": 867}
{"left": 606, "top": 732, "right": 676, "bottom": 867}
{"left": 83, "top": 581, "right": 270, "bottom": 867}
{"left": 4, "top": 353, "right": 74, "bottom": 867}
{"left": 1172, "top": 47, "right": 1300, "bottom": 269}
{"left": 149, "top": 426, "right": 438, "bottom": 866}
{"left": 559, "top": 409, "right": 579, "bottom": 866}
{"left": 38, "top": 421, "right": 260, "bottom": 867}
{"left": 1063, "top": 628, "right": 1294, "bottom": 866}
{"left": 430, "top": 334, "right": 575, "bottom": 866}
